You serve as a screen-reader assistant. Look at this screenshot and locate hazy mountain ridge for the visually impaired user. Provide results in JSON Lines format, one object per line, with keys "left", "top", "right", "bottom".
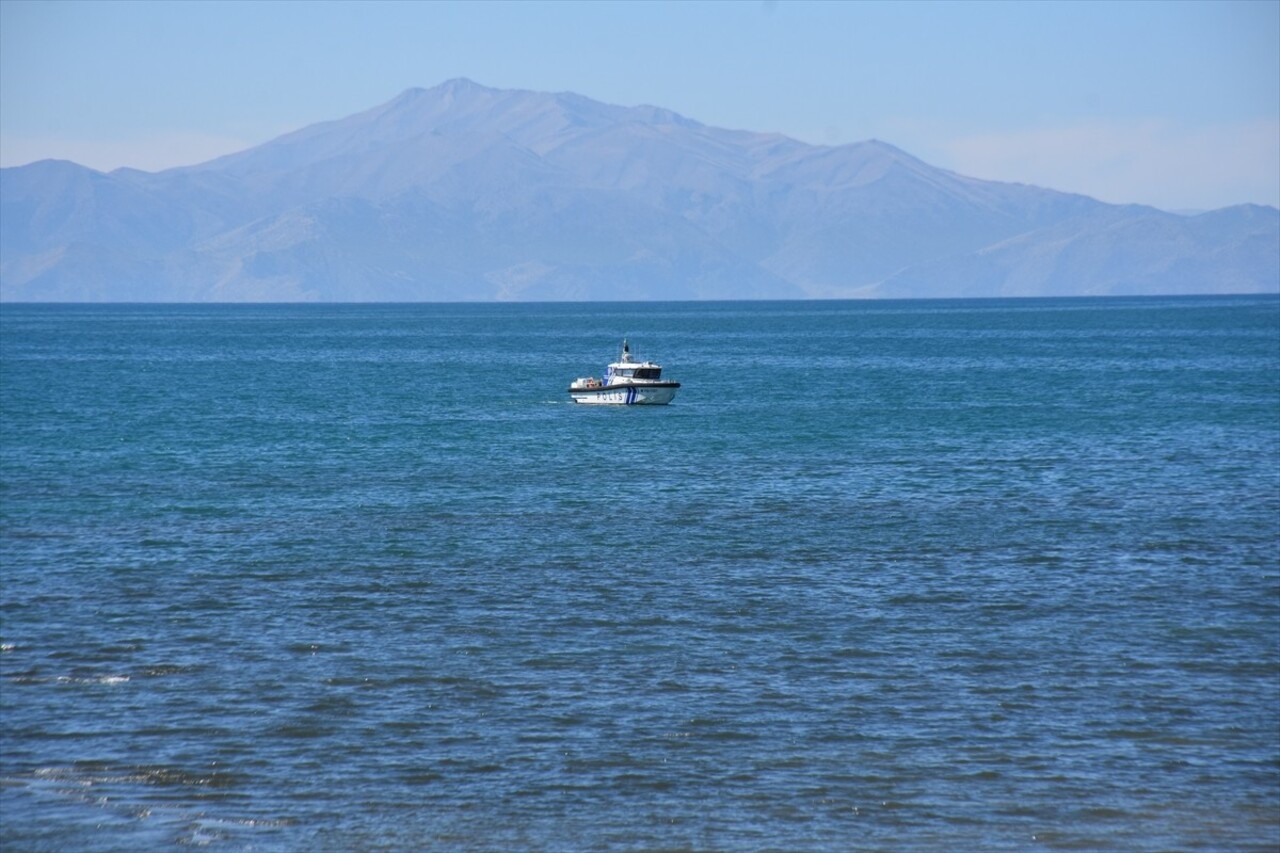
{"left": 2, "top": 78, "right": 1276, "bottom": 301}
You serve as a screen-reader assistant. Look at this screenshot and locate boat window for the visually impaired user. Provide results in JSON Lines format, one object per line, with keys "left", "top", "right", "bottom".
{"left": 634, "top": 368, "right": 661, "bottom": 379}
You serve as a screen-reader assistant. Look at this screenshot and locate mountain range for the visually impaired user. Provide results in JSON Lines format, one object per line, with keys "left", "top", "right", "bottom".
{"left": 2, "top": 78, "right": 1276, "bottom": 301}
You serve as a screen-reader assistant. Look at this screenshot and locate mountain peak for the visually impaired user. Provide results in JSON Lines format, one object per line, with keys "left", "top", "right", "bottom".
{"left": 386, "top": 79, "right": 493, "bottom": 107}
{"left": 433, "top": 77, "right": 495, "bottom": 97}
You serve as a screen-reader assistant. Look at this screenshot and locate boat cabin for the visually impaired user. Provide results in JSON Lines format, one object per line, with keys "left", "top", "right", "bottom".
{"left": 607, "top": 364, "right": 663, "bottom": 381}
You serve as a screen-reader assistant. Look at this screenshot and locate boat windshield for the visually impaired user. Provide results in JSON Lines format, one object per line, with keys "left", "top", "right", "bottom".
{"left": 634, "top": 367, "right": 661, "bottom": 379}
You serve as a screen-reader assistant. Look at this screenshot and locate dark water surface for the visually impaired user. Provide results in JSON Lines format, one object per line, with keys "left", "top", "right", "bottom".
{"left": 2, "top": 297, "right": 1278, "bottom": 851}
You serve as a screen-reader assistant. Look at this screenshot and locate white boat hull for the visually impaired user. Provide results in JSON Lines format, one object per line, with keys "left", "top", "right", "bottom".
{"left": 569, "top": 383, "right": 679, "bottom": 405}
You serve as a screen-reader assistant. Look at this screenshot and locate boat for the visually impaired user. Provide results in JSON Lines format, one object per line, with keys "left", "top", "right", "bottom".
{"left": 568, "top": 340, "right": 680, "bottom": 405}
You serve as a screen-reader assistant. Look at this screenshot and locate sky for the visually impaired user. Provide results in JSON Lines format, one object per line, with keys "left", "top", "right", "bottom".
{"left": 1, "top": 0, "right": 1277, "bottom": 212}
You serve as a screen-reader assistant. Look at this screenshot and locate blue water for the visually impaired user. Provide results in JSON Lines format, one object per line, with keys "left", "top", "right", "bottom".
{"left": 2, "top": 297, "right": 1277, "bottom": 852}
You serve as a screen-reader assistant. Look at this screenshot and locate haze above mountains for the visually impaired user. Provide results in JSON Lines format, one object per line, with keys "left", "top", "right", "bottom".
{"left": 2, "top": 78, "right": 1276, "bottom": 301}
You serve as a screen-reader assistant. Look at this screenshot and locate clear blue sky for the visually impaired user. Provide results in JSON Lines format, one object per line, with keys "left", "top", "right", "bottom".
{"left": 2, "top": 0, "right": 1276, "bottom": 211}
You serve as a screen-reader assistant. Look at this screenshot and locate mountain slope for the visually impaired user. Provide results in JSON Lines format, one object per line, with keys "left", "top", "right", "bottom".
{"left": 873, "top": 203, "right": 1280, "bottom": 298}
{"left": 2, "top": 79, "right": 1276, "bottom": 301}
